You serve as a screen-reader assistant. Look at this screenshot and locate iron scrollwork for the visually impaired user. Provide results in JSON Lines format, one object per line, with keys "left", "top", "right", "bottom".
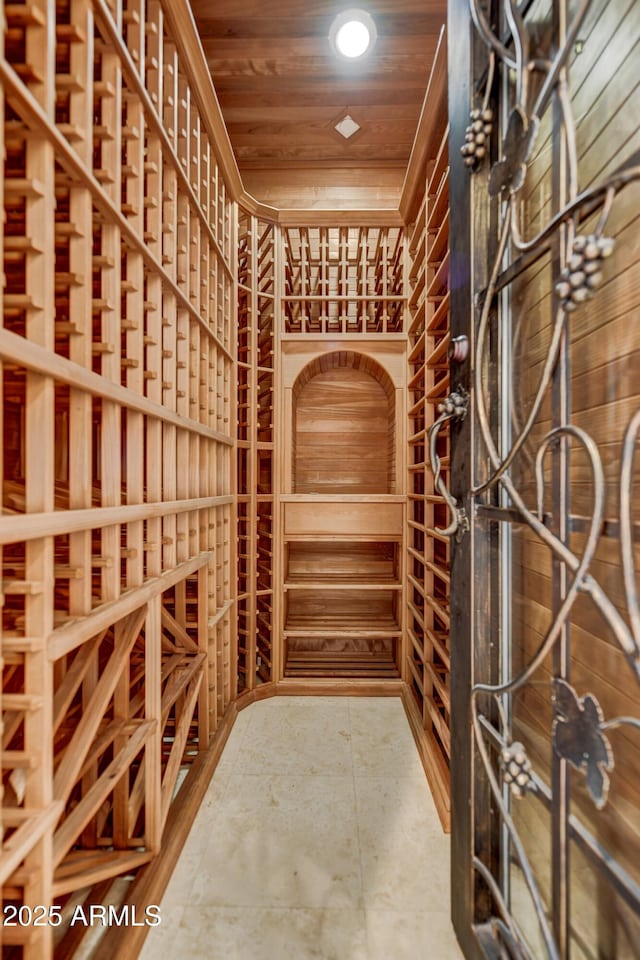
{"left": 461, "top": 0, "right": 640, "bottom": 955}
{"left": 427, "top": 388, "right": 470, "bottom": 539}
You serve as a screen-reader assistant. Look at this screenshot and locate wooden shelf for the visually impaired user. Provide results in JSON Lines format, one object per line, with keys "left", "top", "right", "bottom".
{"left": 285, "top": 581, "right": 402, "bottom": 590}
{"left": 285, "top": 651, "right": 399, "bottom": 679}
{"left": 284, "top": 624, "right": 401, "bottom": 637}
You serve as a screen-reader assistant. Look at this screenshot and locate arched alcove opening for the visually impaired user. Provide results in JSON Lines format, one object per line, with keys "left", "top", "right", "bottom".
{"left": 292, "top": 351, "right": 396, "bottom": 494}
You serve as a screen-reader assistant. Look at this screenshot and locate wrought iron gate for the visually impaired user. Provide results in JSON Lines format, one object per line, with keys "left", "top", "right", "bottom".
{"left": 444, "top": 1, "right": 640, "bottom": 957}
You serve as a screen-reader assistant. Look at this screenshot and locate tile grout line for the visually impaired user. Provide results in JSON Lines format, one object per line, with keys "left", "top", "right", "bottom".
{"left": 347, "top": 698, "right": 371, "bottom": 958}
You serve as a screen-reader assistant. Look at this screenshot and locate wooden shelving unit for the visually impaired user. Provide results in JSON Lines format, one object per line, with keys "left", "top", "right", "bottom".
{"left": 402, "top": 33, "right": 452, "bottom": 828}
{"left": 1, "top": 1, "right": 236, "bottom": 955}
{"left": 236, "top": 211, "right": 276, "bottom": 693}
{"left": 277, "top": 226, "right": 407, "bottom": 681}
{"left": 282, "top": 513, "right": 404, "bottom": 680}
{"left": 282, "top": 226, "right": 405, "bottom": 336}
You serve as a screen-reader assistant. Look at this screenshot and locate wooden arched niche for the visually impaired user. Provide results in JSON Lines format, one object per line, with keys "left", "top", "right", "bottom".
{"left": 292, "top": 351, "right": 396, "bottom": 494}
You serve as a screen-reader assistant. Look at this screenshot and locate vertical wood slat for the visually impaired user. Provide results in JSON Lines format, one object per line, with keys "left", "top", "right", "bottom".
{"left": 22, "top": 1, "right": 56, "bottom": 954}
{"left": 145, "top": 595, "right": 162, "bottom": 853}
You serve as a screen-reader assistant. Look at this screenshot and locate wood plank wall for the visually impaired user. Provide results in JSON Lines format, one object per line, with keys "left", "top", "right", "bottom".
{"left": 1, "top": 2, "right": 236, "bottom": 956}
{"left": 293, "top": 356, "right": 395, "bottom": 495}
{"left": 497, "top": 1, "right": 640, "bottom": 954}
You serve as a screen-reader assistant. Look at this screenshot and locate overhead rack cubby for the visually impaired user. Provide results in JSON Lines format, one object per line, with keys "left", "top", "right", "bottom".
{"left": 282, "top": 225, "right": 404, "bottom": 335}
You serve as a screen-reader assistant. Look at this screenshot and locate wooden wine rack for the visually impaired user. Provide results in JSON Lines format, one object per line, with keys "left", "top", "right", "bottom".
{"left": 402, "top": 33, "right": 452, "bottom": 828}
{"left": 282, "top": 225, "right": 405, "bottom": 336}
{"left": 1, "top": 2, "right": 455, "bottom": 952}
{"left": 236, "top": 211, "right": 276, "bottom": 693}
{"left": 1, "top": 1, "right": 236, "bottom": 955}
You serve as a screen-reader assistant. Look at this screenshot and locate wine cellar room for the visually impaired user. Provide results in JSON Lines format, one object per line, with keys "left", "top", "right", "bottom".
{"left": 2, "top": 1, "right": 640, "bottom": 959}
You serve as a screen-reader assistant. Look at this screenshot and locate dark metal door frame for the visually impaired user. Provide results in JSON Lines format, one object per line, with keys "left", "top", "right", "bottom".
{"left": 445, "top": 0, "right": 640, "bottom": 956}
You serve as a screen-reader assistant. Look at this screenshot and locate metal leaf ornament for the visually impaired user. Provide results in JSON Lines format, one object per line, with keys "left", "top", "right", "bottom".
{"left": 489, "top": 105, "right": 540, "bottom": 197}
{"left": 552, "top": 679, "right": 614, "bottom": 809}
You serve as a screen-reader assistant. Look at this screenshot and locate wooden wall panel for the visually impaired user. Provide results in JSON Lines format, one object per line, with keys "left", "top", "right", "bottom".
{"left": 492, "top": 1, "right": 640, "bottom": 953}
{"left": 241, "top": 166, "right": 404, "bottom": 212}
{"left": 293, "top": 366, "right": 394, "bottom": 495}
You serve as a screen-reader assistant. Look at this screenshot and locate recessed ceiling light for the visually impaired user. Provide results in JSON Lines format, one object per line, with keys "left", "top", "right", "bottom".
{"left": 329, "top": 9, "right": 377, "bottom": 60}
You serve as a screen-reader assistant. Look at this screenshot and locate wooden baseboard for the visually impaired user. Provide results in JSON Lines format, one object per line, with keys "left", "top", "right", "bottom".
{"left": 401, "top": 685, "right": 451, "bottom": 832}
{"left": 274, "top": 677, "right": 406, "bottom": 697}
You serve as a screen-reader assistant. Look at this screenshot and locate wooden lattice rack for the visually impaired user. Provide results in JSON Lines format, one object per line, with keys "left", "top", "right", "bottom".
{"left": 281, "top": 225, "right": 405, "bottom": 336}
{"left": 236, "top": 210, "right": 276, "bottom": 693}
{"left": 403, "top": 33, "right": 452, "bottom": 828}
{"left": 1, "top": 1, "right": 235, "bottom": 956}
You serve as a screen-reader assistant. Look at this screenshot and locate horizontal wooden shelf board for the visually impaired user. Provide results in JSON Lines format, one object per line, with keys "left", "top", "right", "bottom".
{"left": 284, "top": 534, "right": 402, "bottom": 543}
{"left": 281, "top": 494, "right": 406, "bottom": 502}
{"left": 284, "top": 627, "right": 401, "bottom": 637}
{"left": 284, "top": 581, "right": 402, "bottom": 590}
{"left": 285, "top": 654, "right": 400, "bottom": 679}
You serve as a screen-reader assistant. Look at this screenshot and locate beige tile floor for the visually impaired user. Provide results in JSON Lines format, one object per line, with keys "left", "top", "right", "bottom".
{"left": 139, "top": 696, "right": 464, "bottom": 960}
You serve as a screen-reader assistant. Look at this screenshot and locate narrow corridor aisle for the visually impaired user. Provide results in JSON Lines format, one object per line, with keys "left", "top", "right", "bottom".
{"left": 140, "top": 697, "right": 463, "bottom": 959}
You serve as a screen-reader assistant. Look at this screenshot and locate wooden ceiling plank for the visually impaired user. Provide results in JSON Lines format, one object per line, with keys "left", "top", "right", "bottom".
{"left": 201, "top": 36, "right": 441, "bottom": 59}
{"left": 194, "top": 13, "right": 446, "bottom": 39}
{"left": 227, "top": 121, "right": 418, "bottom": 141}
{"left": 217, "top": 88, "right": 428, "bottom": 109}
{"left": 234, "top": 144, "right": 417, "bottom": 162}
{"left": 190, "top": 0, "right": 443, "bottom": 18}
{"left": 221, "top": 104, "right": 421, "bottom": 123}
{"left": 214, "top": 76, "right": 431, "bottom": 96}
{"left": 206, "top": 54, "right": 435, "bottom": 79}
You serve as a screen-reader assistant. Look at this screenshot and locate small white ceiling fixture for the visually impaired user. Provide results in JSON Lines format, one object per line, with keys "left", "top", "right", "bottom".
{"left": 335, "top": 114, "right": 361, "bottom": 139}
{"left": 329, "top": 9, "right": 377, "bottom": 60}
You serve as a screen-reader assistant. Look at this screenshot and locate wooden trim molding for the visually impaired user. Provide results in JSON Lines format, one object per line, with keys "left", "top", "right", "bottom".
{"left": 399, "top": 25, "right": 448, "bottom": 225}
